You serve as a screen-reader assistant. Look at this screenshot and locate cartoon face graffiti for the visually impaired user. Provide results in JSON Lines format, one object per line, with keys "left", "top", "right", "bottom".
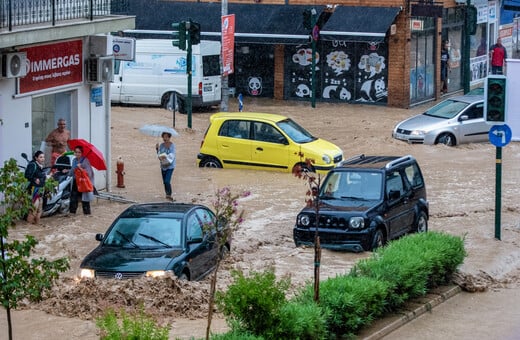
{"left": 295, "top": 84, "right": 311, "bottom": 97}
{"left": 248, "top": 76, "right": 262, "bottom": 96}
{"left": 292, "top": 48, "right": 320, "bottom": 66}
{"left": 358, "top": 53, "right": 385, "bottom": 78}
{"left": 326, "top": 51, "right": 351, "bottom": 76}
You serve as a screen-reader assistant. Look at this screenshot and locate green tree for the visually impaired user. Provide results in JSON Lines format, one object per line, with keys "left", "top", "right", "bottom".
{"left": 0, "top": 158, "right": 69, "bottom": 340}
{"left": 205, "top": 187, "right": 249, "bottom": 340}
{"left": 293, "top": 157, "right": 323, "bottom": 302}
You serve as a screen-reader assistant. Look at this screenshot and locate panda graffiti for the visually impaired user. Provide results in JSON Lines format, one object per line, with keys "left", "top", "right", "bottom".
{"left": 358, "top": 77, "right": 387, "bottom": 102}
{"left": 248, "top": 76, "right": 262, "bottom": 96}
{"left": 295, "top": 84, "right": 311, "bottom": 98}
{"left": 322, "top": 85, "right": 351, "bottom": 101}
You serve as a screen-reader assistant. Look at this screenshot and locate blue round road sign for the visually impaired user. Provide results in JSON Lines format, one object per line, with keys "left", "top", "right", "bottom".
{"left": 488, "top": 124, "right": 512, "bottom": 147}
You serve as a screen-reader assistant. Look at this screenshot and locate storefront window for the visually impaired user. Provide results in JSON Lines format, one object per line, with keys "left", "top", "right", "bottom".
{"left": 442, "top": 8, "right": 465, "bottom": 94}
{"left": 410, "top": 17, "right": 435, "bottom": 103}
{"left": 469, "top": 23, "right": 489, "bottom": 84}
{"left": 32, "top": 92, "right": 72, "bottom": 165}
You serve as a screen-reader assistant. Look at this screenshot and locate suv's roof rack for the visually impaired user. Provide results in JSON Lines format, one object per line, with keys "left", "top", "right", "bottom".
{"left": 338, "top": 154, "right": 366, "bottom": 166}
{"left": 385, "top": 155, "right": 415, "bottom": 169}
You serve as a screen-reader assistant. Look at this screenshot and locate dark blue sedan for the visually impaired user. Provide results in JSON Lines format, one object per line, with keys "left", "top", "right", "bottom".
{"left": 80, "top": 202, "right": 228, "bottom": 281}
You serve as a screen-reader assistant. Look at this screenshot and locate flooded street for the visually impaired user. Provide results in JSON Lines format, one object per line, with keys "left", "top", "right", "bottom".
{"left": 3, "top": 97, "right": 520, "bottom": 339}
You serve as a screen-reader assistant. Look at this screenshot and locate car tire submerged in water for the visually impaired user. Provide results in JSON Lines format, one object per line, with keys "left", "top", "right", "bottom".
{"left": 436, "top": 133, "right": 456, "bottom": 146}
{"left": 199, "top": 157, "right": 222, "bottom": 168}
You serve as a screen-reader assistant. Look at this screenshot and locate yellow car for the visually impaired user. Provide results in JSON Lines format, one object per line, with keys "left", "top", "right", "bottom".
{"left": 197, "top": 112, "right": 343, "bottom": 174}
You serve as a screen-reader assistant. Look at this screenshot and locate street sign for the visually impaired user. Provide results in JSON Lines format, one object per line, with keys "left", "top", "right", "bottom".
{"left": 488, "top": 124, "right": 512, "bottom": 147}
{"left": 312, "top": 25, "right": 320, "bottom": 41}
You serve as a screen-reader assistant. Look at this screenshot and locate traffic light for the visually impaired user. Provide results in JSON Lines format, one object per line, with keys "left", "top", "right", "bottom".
{"left": 466, "top": 5, "right": 477, "bottom": 36}
{"left": 189, "top": 21, "right": 201, "bottom": 45}
{"left": 172, "top": 21, "right": 187, "bottom": 51}
{"left": 302, "top": 9, "right": 313, "bottom": 30}
{"left": 485, "top": 75, "right": 507, "bottom": 124}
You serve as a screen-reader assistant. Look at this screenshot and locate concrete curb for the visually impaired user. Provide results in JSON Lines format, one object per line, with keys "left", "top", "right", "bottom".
{"left": 361, "top": 285, "right": 462, "bottom": 340}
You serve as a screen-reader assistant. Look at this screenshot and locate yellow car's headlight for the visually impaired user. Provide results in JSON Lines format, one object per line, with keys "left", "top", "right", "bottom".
{"left": 322, "top": 155, "right": 332, "bottom": 164}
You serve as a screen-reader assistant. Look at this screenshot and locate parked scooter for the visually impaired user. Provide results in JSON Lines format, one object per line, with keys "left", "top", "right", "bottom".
{"left": 20, "top": 152, "right": 74, "bottom": 217}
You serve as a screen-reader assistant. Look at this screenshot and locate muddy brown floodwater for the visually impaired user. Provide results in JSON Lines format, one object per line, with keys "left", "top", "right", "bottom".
{"left": 2, "top": 97, "right": 520, "bottom": 339}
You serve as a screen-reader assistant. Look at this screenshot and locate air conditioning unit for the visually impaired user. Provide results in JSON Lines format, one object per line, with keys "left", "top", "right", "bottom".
{"left": 86, "top": 56, "right": 114, "bottom": 83}
{"left": 2, "top": 52, "right": 28, "bottom": 78}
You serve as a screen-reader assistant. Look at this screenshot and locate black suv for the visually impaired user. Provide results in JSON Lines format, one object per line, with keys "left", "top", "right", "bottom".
{"left": 293, "top": 155, "right": 428, "bottom": 252}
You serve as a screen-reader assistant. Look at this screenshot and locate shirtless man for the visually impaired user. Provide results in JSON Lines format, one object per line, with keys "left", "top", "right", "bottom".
{"left": 45, "top": 118, "right": 70, "bottom": 165}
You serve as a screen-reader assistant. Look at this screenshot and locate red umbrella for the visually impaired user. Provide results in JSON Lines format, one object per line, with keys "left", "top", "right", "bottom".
{"left": 67, "top": 139, "right": 107, "bottom": 170}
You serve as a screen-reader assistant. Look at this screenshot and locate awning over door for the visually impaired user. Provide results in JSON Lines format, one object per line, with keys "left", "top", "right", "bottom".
{"left": 319, "top": 6, "right": 402, "bottom": 42}
{"left": 128, "top": 2, "right": 401, "bottom": 44}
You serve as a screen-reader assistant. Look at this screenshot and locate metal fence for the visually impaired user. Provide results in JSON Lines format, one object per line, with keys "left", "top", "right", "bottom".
{"left": 0, "top": 0, "right": 129, "bottom": 30}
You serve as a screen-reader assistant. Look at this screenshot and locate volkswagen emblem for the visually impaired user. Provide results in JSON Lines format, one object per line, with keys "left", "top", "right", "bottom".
{"left": 114, "top": 272, "right": 123, "bottom": 280}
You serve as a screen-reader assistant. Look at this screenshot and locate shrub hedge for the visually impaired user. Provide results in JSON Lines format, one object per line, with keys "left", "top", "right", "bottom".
{"left": 214, "top": 231, "right": 465, "bottom": 339}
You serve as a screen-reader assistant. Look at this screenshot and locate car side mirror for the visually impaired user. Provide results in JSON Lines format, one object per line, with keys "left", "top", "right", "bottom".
{"left": 459, "top": 114, "right": 469, "bottom": 122}
{"left": 187, "top": 236, "right": 203, "bottom": 244}
{"left": 95, "top": 233, "right": 104, "bottom": 241}
{"left": 388, "top": 190, "right": 401, "bottom": 200}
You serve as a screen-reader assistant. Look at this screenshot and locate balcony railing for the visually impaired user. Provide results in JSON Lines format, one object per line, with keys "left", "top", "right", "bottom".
{"left": 0, "top": 0, "right": 129, "bottom": 31}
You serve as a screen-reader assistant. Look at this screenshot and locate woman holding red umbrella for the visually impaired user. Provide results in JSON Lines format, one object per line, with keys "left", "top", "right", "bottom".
{"left": 70, "top": 146, "right": 95, "bottom": 215}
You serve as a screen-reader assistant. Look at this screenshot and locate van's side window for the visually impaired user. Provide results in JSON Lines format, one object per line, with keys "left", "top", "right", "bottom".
{"left": 114, "top": 60, "right": 121, "bottom": 75}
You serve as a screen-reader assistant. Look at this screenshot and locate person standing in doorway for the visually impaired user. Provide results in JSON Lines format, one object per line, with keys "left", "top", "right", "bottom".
{"left": 440, "top": 41, "right": 450, "bottom": 94}
{"left": 70, "top": 146, "right": 94, "bottom": 215}
{"left": 24, "top": 151, "right": 48, "bottom": 224}
{"left": 45, "top": 118, "right": 70, "bottom": 166}
{"left": 156, "top": 132, "right": 176, "bottom": 200}
{"left": 489, "top": 37, "right": 507, "bottom": 75}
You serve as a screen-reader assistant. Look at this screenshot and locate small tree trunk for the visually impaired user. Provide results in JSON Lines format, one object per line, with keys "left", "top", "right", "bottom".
{"left": 313, "top": 236, "right": 321, "bottom": 303}
{"left": 206, "top": 258, "right": 221, "bottom": 340}
{"left": 7, "top": 306, "right": 13, "bottom": 340}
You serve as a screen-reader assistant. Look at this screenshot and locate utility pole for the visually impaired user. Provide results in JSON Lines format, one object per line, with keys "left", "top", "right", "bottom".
{"left": 221, "top": 0, "right": 229, "bottom": 112}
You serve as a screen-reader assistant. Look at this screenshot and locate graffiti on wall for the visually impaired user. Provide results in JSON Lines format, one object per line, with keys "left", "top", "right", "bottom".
{"left": 285, "top": 41, "right": 389, "bottom": 104}
{"left": 356, "top": 50, "right": 388, "bottom": 103}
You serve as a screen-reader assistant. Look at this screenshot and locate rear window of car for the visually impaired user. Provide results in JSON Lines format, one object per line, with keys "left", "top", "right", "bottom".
{"left": 219, "top": 120, "right": 250, "bottom": 139}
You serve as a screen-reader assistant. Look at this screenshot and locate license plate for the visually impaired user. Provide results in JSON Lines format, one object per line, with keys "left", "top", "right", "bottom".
{"left": 203, "top": 85, "right": 212, "bottom": 92}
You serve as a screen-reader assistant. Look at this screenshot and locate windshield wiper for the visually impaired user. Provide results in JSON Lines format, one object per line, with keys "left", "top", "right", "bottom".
{"left": 116, "top": 230, "right": 139, "bottom": 248}
{"left": 340, "top": 196, "right": 368, "bottom": 201}
{"left": 138, "top": 233, "right": 172, "bottom": 248}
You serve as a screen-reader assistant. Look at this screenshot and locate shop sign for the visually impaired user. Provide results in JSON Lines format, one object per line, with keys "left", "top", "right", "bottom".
{"left": 477, "top": 4, "right": 488, "bottom": 24}
{"left": 411, "top": 20, "right": 424, "bottom": 31}
{"left": 20, "top": 40, "right": 83, "bottom": 94}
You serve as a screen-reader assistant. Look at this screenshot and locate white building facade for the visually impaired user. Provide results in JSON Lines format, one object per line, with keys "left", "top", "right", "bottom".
{"left": 0, "top": 1, "right": 134, "bottom": 190}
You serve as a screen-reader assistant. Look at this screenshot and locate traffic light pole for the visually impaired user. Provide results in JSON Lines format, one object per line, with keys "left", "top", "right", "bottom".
{"left": 495, "top": 146, "right": 502, "bottom": 240}
{"left": 186, "top": 21, "right": 193, "bottom": 128}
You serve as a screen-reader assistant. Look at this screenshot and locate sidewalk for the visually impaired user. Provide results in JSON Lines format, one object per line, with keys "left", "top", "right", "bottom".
{"left": 358, "top": 284, "right": 520, "bottom": 339}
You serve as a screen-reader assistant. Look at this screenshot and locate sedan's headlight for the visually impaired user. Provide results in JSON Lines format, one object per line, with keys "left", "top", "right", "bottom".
{"left": 322, "top": 155, "right": 332, "bottom": 164}
{"left": 80, "top": 268, "right": 95, "bottom": 279}
{"left": 349, "top": 217, "right": 365, "bottom": 229}
{"left": 298, "top": 214, "right": 311, "bottom": 227}
{"left": 410, "top": 130, "right": 426, "bottom": 136}
{"left": 146, "top": 270, "right": 167, "bottom": 278}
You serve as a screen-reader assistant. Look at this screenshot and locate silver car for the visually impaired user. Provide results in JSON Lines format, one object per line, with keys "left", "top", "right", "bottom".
{"left": 392, "top": 95, "right": 488, "bottom": 146}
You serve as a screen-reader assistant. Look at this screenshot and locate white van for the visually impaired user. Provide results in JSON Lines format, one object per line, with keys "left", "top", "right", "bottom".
{"left": 111, "top": 39, "right": 221, "bottom": 112}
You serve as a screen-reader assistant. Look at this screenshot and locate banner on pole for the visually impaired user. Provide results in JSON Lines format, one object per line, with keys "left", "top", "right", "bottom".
{"left": 222, "top": 14, "right": 235, "bottom": 76}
